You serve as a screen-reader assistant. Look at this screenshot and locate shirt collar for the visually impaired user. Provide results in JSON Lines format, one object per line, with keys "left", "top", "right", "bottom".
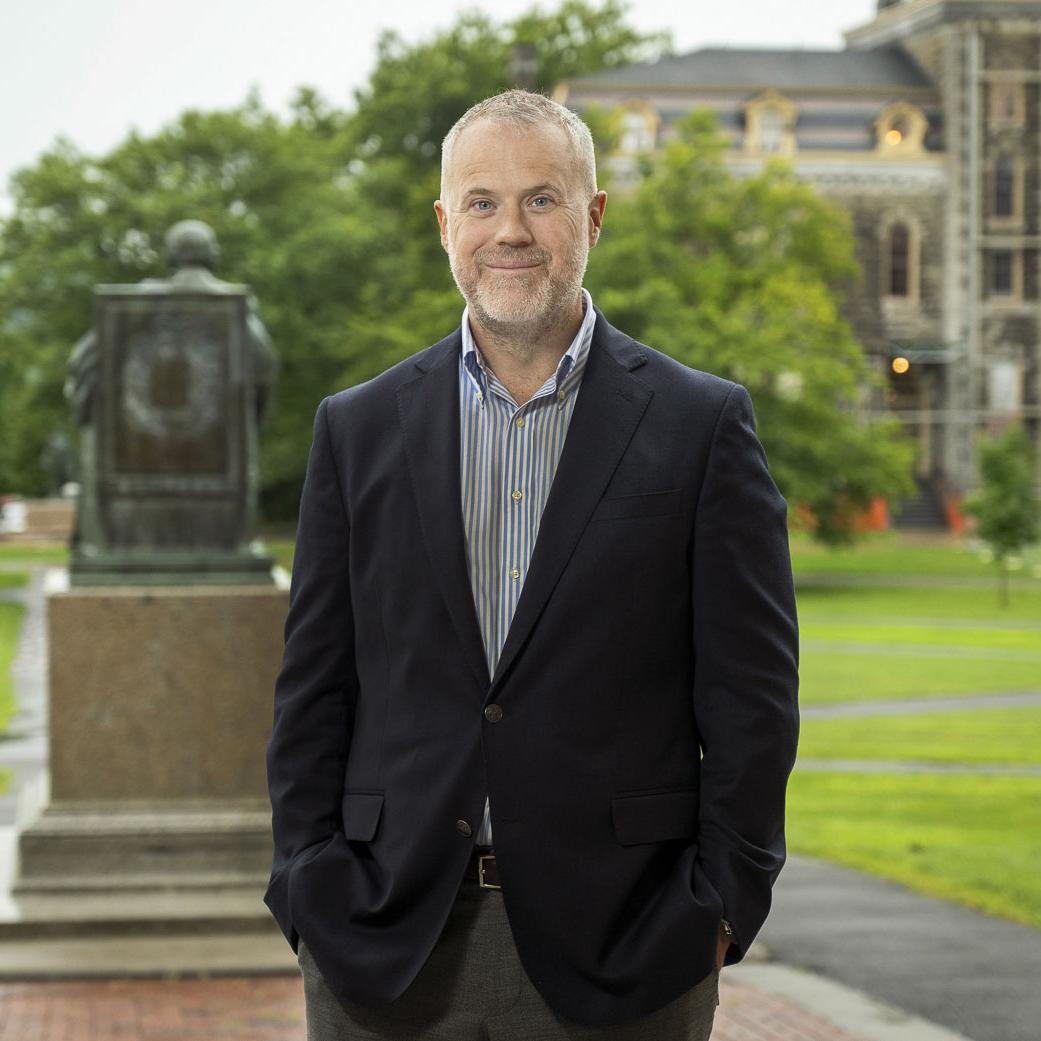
{"left": 461, "top": 288, "right": 596, "bottom": 401}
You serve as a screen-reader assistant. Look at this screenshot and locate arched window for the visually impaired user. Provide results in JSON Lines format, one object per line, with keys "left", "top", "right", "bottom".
{"left": 620, "top": 110, "right": 655, "bottom": 154}
{"left": 994, "top": 156, "right": 1015, "bottom": 218}
{"left": 759, "top": 108, "right": 784, "bottom": 153}
{"left": 889, "top": 223, "right": 910, "bottom": 297}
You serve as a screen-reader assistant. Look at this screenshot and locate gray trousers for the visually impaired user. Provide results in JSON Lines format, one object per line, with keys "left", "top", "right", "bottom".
{"left": 298, "top": 880, "right": 720, "bottom": 1041}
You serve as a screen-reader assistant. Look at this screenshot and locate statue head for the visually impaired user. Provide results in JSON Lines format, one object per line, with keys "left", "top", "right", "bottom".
{"left": 164, "top": 220, "right": 220, "bottom": 271}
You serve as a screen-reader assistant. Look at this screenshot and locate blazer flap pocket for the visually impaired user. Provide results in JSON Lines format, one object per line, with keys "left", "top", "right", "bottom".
{"left": 342, "top": 790, "right": 385, "bottom": 842}
{"left": 592, "top": 488, "right": 682, "bottom": 521}
{"left": 611, "top": 786, "right": 699, "bottom": 846}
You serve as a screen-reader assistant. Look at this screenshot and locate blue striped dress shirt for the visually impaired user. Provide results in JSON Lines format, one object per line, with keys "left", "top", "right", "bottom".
{"left": 459, "top": 287, "right": 598, "bottom": 848}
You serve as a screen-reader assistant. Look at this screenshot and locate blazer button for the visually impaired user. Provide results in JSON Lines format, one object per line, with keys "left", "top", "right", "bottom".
{"left": 456, "top": 819, "right": 472, "bottom": 836}
{"left": 484, "top": 704, "right": 503, "bottom": 722}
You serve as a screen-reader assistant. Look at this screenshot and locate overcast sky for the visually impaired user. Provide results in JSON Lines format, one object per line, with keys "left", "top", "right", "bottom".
{"left": 0, "top": 0, "right": 878, "bottom": 214}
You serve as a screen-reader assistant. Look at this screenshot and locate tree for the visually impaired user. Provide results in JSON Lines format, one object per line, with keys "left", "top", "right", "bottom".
{"left": 586, "top": 110, "right": 915, "bottom": 544}
{"left": 0, "top": 2, "right": 668, "bottom": 518}
{"left": 963, "top": 424, "right": 1041, "bottom": 607}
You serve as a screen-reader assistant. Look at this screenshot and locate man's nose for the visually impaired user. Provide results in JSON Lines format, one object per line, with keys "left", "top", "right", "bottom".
{"left": 494, "top": 204, "right": 534, "bottom": 246}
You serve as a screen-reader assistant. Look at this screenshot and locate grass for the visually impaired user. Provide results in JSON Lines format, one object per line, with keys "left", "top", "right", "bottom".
{"left": 796, "top": 579, "right": 1041, "bottom": 705}
{"left": 0, "top": 601, "right": 26, "bottom": 733}
{"left": 0, "top": 543, "right": 68, "bottom": 564}
{"left": 800, "top": 650, "right": 1041, "bottom": 705}
{"left": 798, "top": 707, "right": 1041, "bottom": 765}
{"left": 0, "top": 770, "right": 8, "bottom": 797}
{"left": 788, "top": 771, "right": 1041, "bottom": 928}
{"left": 796, "top": 583, "right": 1041, "bottom": 622}
{"left": 791, "top": 531, "right": 1041, "bottom": 580}
{"left": 0, "top": 572, "right": 29, "bottom": 590}
{"left": 784, "top": 533, "right": 1041, "bottom": 929}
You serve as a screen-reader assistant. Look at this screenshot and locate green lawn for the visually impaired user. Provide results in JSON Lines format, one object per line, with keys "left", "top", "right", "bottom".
{"left": 788, "top": 771, "right": 1041, "bottom": 928}
{"left": 0, "top": 601, "right": 26, "bottom": 732}
{"left": 0, "top": 572, "right": 29, "bottom": 590}
{"left": 791, "top": 531, "right": 1041, "bottom": 580}
{"left": 786, "top": 533, "right": 1041, "bottom": 929}
{"left": 798, "top": 707, "right": 1041, "bottom": 765}
{"left": 800, "top": 650, "right": 1041, "bottom": 705}
{"left": 0, "top": 543, "right": 68, "bottom": 564}
{"left": 796, "top": 579, "right": 1041, "bottom": 705}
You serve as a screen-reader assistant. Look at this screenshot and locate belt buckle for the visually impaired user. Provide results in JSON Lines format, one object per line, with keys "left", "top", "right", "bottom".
{"left": 477, "top": 853, "right": 501, "bottom": 890}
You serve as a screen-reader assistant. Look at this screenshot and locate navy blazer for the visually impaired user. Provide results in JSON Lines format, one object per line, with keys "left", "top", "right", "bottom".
{"left": 264, "top": 309, "right": 799, "bottom": 1027}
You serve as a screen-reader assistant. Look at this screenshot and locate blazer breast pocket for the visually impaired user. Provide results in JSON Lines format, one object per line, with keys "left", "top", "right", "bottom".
{"left": 590, "top": 488, "right": 682, "bottom": 522}
{"left": 611, "top": 786, "right": 700, "bottom": 846}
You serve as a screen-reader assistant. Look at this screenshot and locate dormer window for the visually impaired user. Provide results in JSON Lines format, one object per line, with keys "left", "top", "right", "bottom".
{"left": 616, "top": 102, "right": 659, "bottom": 155}
{"left": 875, "top": 102, "right": 927, "bottom": 154}
{"left": 743, "top": 90, "right": 798, "bottom": 156}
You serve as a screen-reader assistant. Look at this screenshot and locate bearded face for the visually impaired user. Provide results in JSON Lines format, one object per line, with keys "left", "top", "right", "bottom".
{"left": 435, "top": 119, "right": 602, "bottom": 352}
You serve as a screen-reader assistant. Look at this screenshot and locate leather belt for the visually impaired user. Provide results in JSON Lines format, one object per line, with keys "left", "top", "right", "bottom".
{"left": 463, "top": 850, "right": 501, "bottom": 890}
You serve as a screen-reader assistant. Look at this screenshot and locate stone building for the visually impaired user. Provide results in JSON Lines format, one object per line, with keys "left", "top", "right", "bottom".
{"left": 558, "top": 0, "right": 1041, "bottom": 524}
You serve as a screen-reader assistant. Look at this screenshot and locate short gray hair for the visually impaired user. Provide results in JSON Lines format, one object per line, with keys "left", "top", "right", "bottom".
{"left": 440, "top": 89, "right": 597, "bottom": 202}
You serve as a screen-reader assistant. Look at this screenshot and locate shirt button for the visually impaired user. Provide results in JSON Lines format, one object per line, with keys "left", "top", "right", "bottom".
{"left": 516, "top": 417, "right": 526, "bottom": 428}
{"left": 510, "top": 567, "right": 520, "bottom": 579}
{"left": 484, "top": 704, "right": 503, "bottom": 722}
{"left": 557, "top": 390, "right": 566, "bottom": 402}
{"left": 456, "top": 819, "right": 472, "bottom": 837}
{"left": 511, "top": 490, "right": 522, "bottom": 502}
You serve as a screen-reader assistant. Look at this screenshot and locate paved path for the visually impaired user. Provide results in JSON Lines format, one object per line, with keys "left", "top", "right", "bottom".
{"left": 760, "top": 855, "right": 1041, "bottom": 1041}
{"left": 797, "top": 573, "right": 1041, "bottom": 590}
{"left": 0, "top": 567, "right": 47, "bottom": 830}
{"left": 0, "top": 968, "right": 976, "bottom": 1041}
{"left": 803, "top": 691, "right": 1041, "bottom": 719}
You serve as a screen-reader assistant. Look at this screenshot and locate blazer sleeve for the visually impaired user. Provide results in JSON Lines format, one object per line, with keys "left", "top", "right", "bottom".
{"left": 264, "top": 395, "right": 359, "bottom": 951}
{"left": 691, "top": 382, "right": 800, "bottom": 965}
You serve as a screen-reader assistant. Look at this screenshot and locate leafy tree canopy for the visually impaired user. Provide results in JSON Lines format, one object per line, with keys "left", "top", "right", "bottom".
{"left": 963, "top": 424, "right": 1041, "bottom": 605}
{"left": 1, "top": 2, "right": 912, "bottom": 543}
{"left": 587, "top": 110, "right": 915, "bottom": 544}
{"left": 0, "top": 2, "right": 668, "bottom": 517}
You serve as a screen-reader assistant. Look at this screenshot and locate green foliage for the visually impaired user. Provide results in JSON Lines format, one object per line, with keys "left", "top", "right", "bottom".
{"left": 587, "top": 110, "right": 914, "bottom": 544}
{"left": 963, "top": 424, "right": 1041, "bottom": 605}
{"left": 0, "top": 2, "right": 667, "bottom": 518}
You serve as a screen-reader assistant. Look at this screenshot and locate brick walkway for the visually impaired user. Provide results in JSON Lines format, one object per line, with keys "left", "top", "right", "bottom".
{"left": 0, "top": 976, "right": 871, "bottom": 1041}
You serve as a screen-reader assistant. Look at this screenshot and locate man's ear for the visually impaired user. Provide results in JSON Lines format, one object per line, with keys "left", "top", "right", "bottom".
{"left": 588, "top": 190, "right": 607, "bottom": 247}
{"left": 434, "top": 200, "right": 449, "bottom": 251}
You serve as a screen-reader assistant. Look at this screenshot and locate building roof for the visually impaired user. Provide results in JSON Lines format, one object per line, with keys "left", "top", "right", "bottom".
{"left": 567, "top": 45, "right": 936, "bottom": 91}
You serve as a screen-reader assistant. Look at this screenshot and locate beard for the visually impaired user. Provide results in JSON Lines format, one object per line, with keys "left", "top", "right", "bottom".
{"left": 449, "top": 242, "right": 589, "bottom": 353}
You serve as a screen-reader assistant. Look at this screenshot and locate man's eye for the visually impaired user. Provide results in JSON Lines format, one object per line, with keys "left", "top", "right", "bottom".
{"left": 472, "top": 200, "right": 493, "bottom": 211}
{"left": 531, "top": 196, "right": 552, "bottom": 208}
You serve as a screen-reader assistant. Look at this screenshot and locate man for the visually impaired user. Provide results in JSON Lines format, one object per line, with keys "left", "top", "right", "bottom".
{"left": 265, "top": 89, "right": 799, "bottom": 1040}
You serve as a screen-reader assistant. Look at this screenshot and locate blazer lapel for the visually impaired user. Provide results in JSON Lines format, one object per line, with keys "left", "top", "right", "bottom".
{"left": 397, "top": 331, "right": 491, "bottom": 694}
{"left": 489, "top": 312, "right": 653, "bottom": 694}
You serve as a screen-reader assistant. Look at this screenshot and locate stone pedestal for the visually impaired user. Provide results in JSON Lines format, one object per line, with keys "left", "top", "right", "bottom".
{"left": 1, "top": 575, "right": 293, "bottom": 974}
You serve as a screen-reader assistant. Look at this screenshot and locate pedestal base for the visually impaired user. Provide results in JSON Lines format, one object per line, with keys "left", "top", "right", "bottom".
{"left": 2, "top": 577, "right": 291, "bottom": 973}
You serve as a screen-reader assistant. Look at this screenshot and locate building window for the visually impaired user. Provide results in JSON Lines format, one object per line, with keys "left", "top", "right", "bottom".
{"left": 988, "top": 359, "right": 1022, "bottom": 415}
{"left": 743, "top": 90, "right": 798, "bottom": 156}
{"left": 994, "top": 156, "right": 1015, "bottom": 217}
{"left": 875, "top": 102, "right": 927, "bottom": 154}
{"left": 614, "top": 102, "right": 660, "bottom": 156}
{"left": 620, "top": 111, "right": 655, "bottom": 154}
{"left": 889, "top": 223, "right": 910, "bottom": 296}
{"left": 992, "top": 251, "right": 1014, "bottom": 295}
{"left": 759, "top": 108, "right": 784, "bottom": 153}
{"left": 989, "top": 81, "right": 1025, "bottom": 126}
